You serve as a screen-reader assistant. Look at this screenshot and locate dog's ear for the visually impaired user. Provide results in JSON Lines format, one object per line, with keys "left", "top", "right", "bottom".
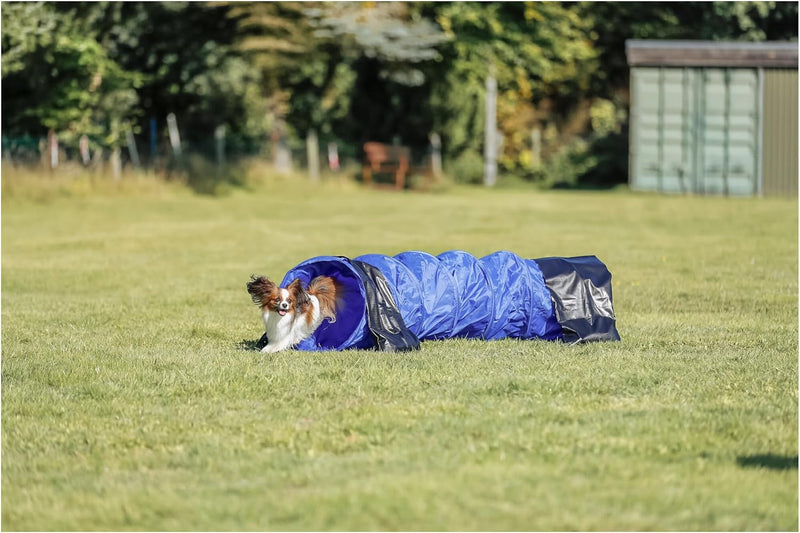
{"left": 287, "top": 278, "right": 310, "bottom": 308}
{"left": 247, "top": 276, "right": 275, "bottom": 306}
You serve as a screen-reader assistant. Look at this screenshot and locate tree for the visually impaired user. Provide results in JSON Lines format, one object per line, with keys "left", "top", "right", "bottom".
{"left": 3, "top": 1, "right": 795, "bottom": 185}
{"left": 231, "top": 1, "right": 450, "bottom": 153}
{"left": 230, "top": 1, "right": 349, "bottom": 143}
{"left": 2, "top": 2, "right": 262, "bottom": 156}
{"left": 79, "top": 2, "right": 263, "bottom": 153}
{"left": 580, "top": 2, "right": 800, "bottom": 96}
{"left": 572, "top": 1, "right": 798, "bottom": 187}
{"left": 428, "top": 2, "right": 599, "bottom": 177}
{"left": 2, "top": 2, "right": 141, "bottom": 151}
{"left": 308, "top": 2, "right": 450, "bottom": 149}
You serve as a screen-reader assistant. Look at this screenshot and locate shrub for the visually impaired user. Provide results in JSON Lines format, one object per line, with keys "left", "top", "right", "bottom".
{"left": 445, "top": 149, "right": 484, "bottom": 185}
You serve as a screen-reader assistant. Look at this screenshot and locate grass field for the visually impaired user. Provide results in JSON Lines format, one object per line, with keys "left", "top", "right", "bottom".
{"left": 2, "top": 174, "right": 798, "bottom": 531}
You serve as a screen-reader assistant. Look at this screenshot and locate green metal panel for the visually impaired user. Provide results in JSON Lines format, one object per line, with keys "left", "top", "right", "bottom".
{"left": 630, "top": 67, "right": 697, "bottom": 193}
{"left": 629, "top": 68, "right": 658, "bottom": 191}
{"left": 762, "top": 69, "right": 798, "bottom": 196}
{"left": 629, "top": 66, "right": 759, "bottom": 195}
{"left": 699, "top": 68, "right": 759, "bottom": 196}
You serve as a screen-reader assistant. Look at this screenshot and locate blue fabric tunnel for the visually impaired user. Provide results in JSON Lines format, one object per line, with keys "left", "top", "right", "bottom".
{"left": 276, "top": 250, "right": 620, "bottom": 351}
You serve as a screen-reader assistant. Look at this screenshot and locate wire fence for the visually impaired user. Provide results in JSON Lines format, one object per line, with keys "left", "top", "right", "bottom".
{"left": 0, "top": 133, "right": 339, "bottom": 174}
{"left": 2, "top": 128, "right": 441, "bottom": 195}
{"left": 2, "top": 132, "right": 436, "bottom": 174}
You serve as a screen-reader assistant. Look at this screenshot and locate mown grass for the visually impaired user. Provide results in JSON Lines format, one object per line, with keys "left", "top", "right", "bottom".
{"left": 2, "top": 174, "right": 797, "bottom": 531}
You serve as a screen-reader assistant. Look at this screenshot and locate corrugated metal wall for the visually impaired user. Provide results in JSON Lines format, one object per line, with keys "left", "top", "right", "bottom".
{"left": 762, "top": 69, "right": 798, "bottom": 196}
{"left": 697, "top": 68, "right": 760, "bottom": 195}
{"left": 630, "top": 67, "right": 760, "bottom": 195}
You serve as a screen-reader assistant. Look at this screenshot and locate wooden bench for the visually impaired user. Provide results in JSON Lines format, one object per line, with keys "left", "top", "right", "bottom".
{"left": 362, "top": 142, "right": 411, "bottom": 190}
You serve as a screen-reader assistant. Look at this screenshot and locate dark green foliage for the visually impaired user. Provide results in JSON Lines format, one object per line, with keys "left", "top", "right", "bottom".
{"left": 577, "top": 131, "right": 629, "bottom": 188}
{"left": 1, "top": 1, "right": 797, "bottom": 185}
{"left": 579, "top": 1, "right": 799, "bottom": 97}
{"left": 1, "top": 2, "right": 141, "bottom": 147}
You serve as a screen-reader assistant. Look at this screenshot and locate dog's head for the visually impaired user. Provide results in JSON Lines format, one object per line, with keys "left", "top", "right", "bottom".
{"left": 247, "top": 276, "right": 309, "bottom": 316}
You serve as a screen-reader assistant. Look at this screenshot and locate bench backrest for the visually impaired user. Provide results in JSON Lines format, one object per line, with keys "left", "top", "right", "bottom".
{"left": 364, "top": 142, "right": 410, "bottom": 168}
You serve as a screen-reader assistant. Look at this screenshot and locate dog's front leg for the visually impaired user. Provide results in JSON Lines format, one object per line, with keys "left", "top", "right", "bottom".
{"left": 261, "top": 339, "right": 293, "bottom": 353}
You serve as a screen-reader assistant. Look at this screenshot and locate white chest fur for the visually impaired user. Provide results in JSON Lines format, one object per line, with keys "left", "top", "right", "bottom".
{"left": 260, "top": 294, "right": 322, "bottom": 353}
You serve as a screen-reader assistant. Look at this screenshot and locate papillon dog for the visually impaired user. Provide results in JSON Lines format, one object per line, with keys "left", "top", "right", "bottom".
{"left": 246, "top": 275, "right": 338, "bottom": 352}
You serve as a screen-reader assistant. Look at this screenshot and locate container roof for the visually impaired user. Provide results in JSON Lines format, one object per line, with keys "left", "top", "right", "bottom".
{"left": 626, "top": 40, "right": 798, "bottom": 68}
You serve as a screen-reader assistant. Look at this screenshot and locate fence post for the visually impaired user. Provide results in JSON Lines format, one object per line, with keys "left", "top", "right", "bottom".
{"left": 272, "top": 120, "right": 291, "bottom": 174}
{"left": 149, "top": 117, "right": 158, "bottom": 168}
{"left": 47, "top": 130, "right": 59, "bottom": 170}
{"left": 126, "top": 130, "right": 141, "bottom": 168}
{"left": 215, "top": 125, "right": 226, "bottom": 170}
{"left": 111, "top": 147, "right": 122, "bottom": 180}
{"left": 110, "top": 120, "right": 122, "bottom": 180}
{"left": 80, "top": 135, "right": 91, "bottom": 166}
{"left": 93, "top": 147, "right": 104, "bottom": 171}
{"left": 531, "top": 126, "right": 541, "bottom": 169}
{"left": 39, "top": 138, "right": 47, "bottom": 168}
{"left": 429, "top": 132, "right": 442, "bottom": 176}
{"left": 484, "top": 72, "right": 497, "bottom": 187}
{"left": 306, "top": 129, "right": 320, "bottom": 181}
{"left": 327, "top": 142, "right": 340, "bottom": 171}
{"left": 166, "top": 113, "right": 182, "bottom": 157}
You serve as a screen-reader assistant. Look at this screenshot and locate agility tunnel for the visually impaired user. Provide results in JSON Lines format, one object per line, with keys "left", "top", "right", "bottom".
{"left": 273, "top": 250, "right": 620, "bottom": 351}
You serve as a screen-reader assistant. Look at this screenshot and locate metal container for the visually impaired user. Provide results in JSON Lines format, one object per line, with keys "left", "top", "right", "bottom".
{"left": 627, "top": 40, "right": 797, "bottom": 196}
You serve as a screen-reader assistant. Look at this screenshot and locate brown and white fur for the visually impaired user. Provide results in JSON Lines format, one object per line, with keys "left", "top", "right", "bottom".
{"left": 246, "top": 275, "right": 337, "bottom": 353}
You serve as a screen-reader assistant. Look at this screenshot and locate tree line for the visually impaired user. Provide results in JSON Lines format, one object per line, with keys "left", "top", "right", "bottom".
{"left": 2, "top": 2, "right": 797, "bottom": 186}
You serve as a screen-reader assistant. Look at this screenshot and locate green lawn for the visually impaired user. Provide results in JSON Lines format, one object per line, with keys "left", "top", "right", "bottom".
{"left": 2, "top": 176, "right": 797, "bottom": 531}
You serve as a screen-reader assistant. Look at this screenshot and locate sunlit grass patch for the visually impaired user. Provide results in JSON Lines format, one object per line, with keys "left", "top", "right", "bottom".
{"left": 2, "top": 178, "right": 797, "bottom": 530}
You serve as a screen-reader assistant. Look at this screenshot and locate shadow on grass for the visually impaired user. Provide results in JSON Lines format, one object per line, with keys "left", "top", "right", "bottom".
{"left": 737, "top": 454, "right": 798, "bottom": 471}
{"left": 237, "top": 334, "right": 268, "bottom": 351}
{"left": 166, "top": 153, "right": 251, "bottom": 196}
